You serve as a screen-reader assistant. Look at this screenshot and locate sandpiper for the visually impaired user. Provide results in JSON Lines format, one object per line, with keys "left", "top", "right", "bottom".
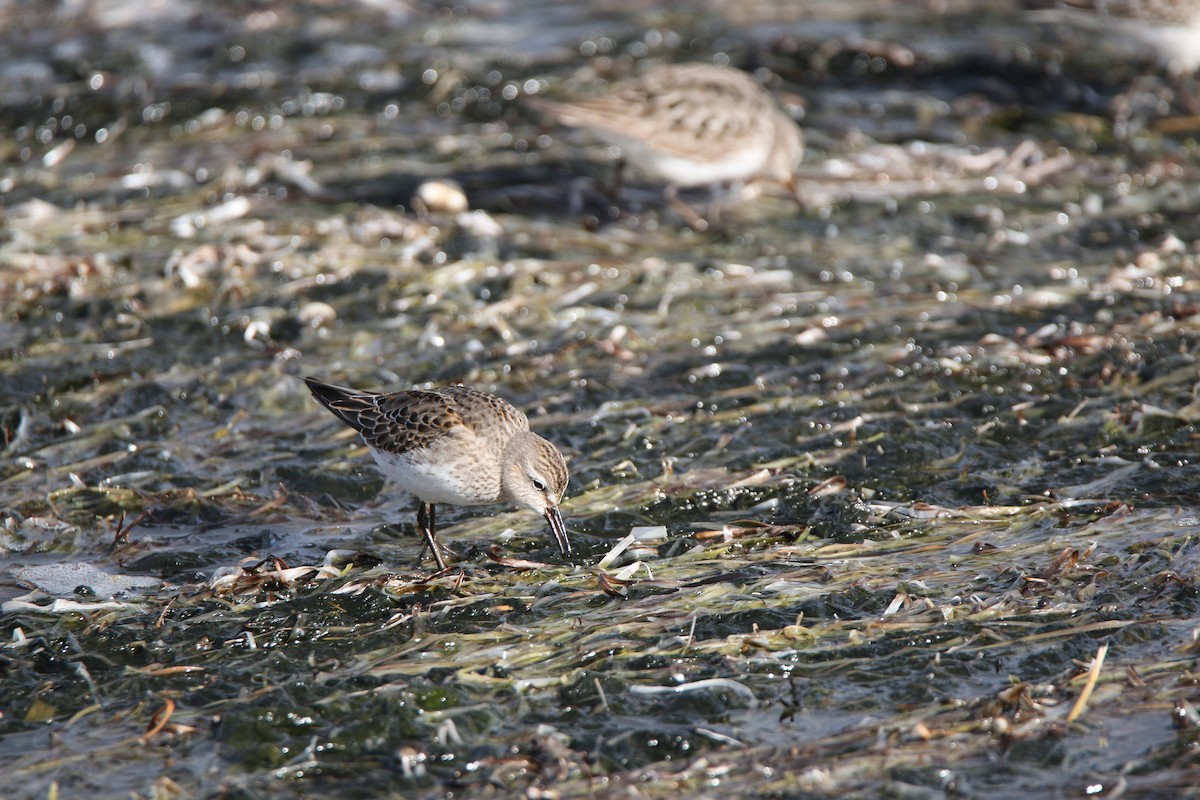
{"left": 530, "top": 62, "right": 805, "bottom": 221}
{"left": 304, "top": 377, "right": 571, "bottom": 570}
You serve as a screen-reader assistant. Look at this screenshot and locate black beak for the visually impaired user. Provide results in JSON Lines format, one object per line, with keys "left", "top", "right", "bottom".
{"left": 544, "top": 506, "right": 571, "bottom": 558}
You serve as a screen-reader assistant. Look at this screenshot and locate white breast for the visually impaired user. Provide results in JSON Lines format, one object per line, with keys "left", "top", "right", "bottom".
{"left": 619, "top": 139, "right": 771, "bottom": 186}
{"left": 369, "top": 447, "right": 498, "bottom": 506}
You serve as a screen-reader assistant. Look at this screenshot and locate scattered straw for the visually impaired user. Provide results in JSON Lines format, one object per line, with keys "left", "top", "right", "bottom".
{"left": 1067, "top": 642, "right": 1109, "bottom": 724}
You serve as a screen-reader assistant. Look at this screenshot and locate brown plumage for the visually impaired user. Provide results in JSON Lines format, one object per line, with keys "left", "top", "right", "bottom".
{"left": 531, "top": 62, "right": 805, "bottom": 195}
{"left": 305, "top": 377, "right": 570, "bottom": 570}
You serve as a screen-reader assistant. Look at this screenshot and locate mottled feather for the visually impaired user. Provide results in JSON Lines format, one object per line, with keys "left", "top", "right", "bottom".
{"left": 306, "top": 382, "right": 530, "bottom": 456}
{"left": 532, "top": 62, "right": 804, "bottom": 188}
{"left": 303, "top": 376, "right": 572, "bottom": 568}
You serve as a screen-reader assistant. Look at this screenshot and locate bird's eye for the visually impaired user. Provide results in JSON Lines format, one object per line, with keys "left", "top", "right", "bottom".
{"left": 531, "top": 478, "right": 546, "bottom": 492}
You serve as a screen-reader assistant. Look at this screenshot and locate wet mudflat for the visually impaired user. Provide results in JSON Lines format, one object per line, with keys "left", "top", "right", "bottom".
{"left": 3, "top": 1, "right": 1200, "bottom": 798}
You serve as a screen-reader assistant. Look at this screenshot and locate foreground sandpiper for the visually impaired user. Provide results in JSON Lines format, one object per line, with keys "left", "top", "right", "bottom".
{"left": 304, "top": 377, "right": 571, "bottom": 570}
{"left": 530, "top": 62, "right": 805, "bottom": 219}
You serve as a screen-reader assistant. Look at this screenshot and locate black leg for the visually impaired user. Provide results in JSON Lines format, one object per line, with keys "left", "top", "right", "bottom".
{"left": 416, "top": 501, "right": 448, "bottom": 571}
{"left": 605, "top": 157, "right": 626, "bottom": 206}
{"left": 664, "top": 184, "right": 709, "bottom": 232}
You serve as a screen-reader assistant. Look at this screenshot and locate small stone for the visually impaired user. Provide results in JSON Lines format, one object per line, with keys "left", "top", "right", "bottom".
{"left": 414, "top": 179, "right": 469, "bottom": 214}
{"left": 298, "top": 301, "right": 337, "bottom": 329}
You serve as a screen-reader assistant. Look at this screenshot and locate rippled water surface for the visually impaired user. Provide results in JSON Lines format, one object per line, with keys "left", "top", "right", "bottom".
{"left": 3, "top": 1, "right": 1200, "bottom": 798}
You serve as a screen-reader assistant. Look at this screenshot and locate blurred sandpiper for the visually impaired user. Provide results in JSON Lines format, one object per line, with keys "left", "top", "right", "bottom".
{"left": 530, "top": 62, "right": 805, "bottom": 223}
{"left": 304, "top": 377, "right": 571, "bottom": 570}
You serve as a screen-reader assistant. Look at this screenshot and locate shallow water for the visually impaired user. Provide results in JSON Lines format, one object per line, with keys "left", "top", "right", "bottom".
{"left": 3, "top": 0, "right": 1200, "bottom": 798}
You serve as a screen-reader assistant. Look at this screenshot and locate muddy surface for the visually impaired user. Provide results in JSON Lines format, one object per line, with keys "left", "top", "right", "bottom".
{"left": 3, "top": 1, "right": 1200, "bottom": 798}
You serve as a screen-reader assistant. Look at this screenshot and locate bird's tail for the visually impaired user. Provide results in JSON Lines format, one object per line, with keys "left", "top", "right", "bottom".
{"left": 304, "top": 377, "right": 376, "bottom": 433}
